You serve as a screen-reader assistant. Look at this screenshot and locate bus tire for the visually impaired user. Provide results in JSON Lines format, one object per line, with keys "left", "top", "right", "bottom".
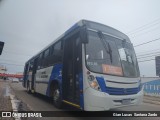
{"left": 52, "top": 84, "right": 63, "bottom": 108}
{"left": 27, "top": 81, "right": 31, "bottom": 94}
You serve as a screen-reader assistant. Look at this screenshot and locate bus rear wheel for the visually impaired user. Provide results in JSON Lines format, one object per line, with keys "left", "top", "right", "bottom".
{"left": 52, "top": 85, "right": 63, "bottom": 108}
{"left": 27, "top": 81, "right": 31, "bottom": 94}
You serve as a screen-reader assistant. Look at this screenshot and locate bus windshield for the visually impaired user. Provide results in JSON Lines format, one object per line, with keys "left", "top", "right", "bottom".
{"left": 85, "top": 30, "right": 140, "bottom": 78}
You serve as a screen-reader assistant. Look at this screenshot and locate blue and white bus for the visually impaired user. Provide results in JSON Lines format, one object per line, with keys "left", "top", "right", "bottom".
{"left": 23, "top": 20, "right": 143, "bottom": 111}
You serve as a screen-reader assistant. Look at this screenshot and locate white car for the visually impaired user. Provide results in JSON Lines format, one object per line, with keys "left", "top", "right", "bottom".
{"left": 12, "top": 78, "right": 19, "bottom": 83}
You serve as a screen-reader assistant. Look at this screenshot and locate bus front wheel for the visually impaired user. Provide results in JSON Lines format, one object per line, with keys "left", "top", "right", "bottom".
{"left": 52, "top": 85, "right": 63, "bottom": 108}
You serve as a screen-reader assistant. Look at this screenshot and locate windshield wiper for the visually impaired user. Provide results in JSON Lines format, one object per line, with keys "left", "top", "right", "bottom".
{"left": 97, "top": 31, "right": 113, "bottom": 63}
{"left": 107, "top": 42, "right": 112, "bottom": 63}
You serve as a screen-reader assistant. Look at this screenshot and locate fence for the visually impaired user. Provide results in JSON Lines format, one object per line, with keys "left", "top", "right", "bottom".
{"left": 143, "top": 79, "right": 160, "bottom": 97}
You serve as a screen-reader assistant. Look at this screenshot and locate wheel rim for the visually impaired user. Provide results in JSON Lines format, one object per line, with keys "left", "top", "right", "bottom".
{"left": 53, "top": 89, "right": 60, "bottom": 103}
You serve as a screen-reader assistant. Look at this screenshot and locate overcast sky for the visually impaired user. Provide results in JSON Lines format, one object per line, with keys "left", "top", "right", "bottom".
{"left": 0, "top": 0, "right": 160, "bottom": 76}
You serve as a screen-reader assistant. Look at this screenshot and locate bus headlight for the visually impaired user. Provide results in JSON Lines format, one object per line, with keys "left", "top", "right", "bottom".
{"left": 90, "top": 81, "right": 98, "bottom": 88}
{"left": 88, "top": 75, "right": 101, "bottom": 91}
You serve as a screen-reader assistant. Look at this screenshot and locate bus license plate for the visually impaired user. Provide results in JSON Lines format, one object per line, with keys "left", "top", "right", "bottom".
{"left": 122, "top": 99, "right": 131, "bottom": 105}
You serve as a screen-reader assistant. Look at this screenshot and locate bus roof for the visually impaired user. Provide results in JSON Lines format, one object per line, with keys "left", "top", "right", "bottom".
{"left": 64, "top": 20, "right": 130, "bottom": 42}
{"left": 26, "top": 19, "right": 130, "bottom": 63}
{"left": 82, "top": 20, "right": 130, "bottom": 42}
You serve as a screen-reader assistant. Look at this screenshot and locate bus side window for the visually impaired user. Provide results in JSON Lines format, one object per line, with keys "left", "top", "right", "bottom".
{"left": 23, "top": 63, "right": 29, "bottom": 81}
{"left": 48, "top": 45, "right": 54, "bottom": 65}
{"left": 43, "top": 49, "right": 50, "bottom": 67}
{"left": 51, "top": 40, "right": 63, "bottom": 64}
{"left": 29, "top": 61, "right": 33, "bottom": 71}
{"left": 44, "top": 49, "right": 50, "bottom": 58}
{"left": 50, "top": 44, "right": 54, "bottom": 56}
{"left": 38, "top": 53, "right": 43, "bottom": 69}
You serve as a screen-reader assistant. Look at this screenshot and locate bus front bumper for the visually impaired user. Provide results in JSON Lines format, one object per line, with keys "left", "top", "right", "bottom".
{"left": 84, "top": 88, "right": 143, "bottom": 111}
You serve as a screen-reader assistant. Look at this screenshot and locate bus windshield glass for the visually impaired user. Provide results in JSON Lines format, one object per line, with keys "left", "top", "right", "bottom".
{"left": 85, "top": 30, "right": 139, "bottom": 77}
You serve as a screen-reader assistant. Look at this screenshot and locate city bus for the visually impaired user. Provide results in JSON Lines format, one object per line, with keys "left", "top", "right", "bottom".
{"left": 22, "top": 20, "right": 143, "bottom": 111}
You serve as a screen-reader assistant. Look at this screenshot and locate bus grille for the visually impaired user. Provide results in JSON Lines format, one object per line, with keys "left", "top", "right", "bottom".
{"left": 106, "top": 87, "right": 139, "bottom": 95}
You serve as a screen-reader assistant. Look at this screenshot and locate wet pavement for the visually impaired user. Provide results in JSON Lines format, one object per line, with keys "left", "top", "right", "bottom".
{"left": 0, "top": 79, "right": 36, "bottom": 120}
{"left": 1, "top": 79, "right": 160, "bottom": 120}
{"left": 0, "top": 79, "right": 14, "bottom": 120}
{"left": 0, "top": 80, "right": 12, "bottom": 111}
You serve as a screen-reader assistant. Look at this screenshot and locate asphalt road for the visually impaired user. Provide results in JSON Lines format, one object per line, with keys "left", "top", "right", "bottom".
{"left": 6, "top": 81, "right": 160, "bottom": 120}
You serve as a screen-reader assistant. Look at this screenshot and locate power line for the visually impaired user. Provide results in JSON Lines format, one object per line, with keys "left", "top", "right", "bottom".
{"left": 137, "top": 54, "right": 160, "bottom": 59}
{"left": 0, "top": 62, "right": 24, "bottom": 67}
{"left": 134, "top": 37, "right": 160, "bottom": 47}
{"left": 136, "top": 51, "right": 160, "bottom": 57}
{"left": 137, "top": 51, "right": 160, "bottom": 57}
{"left": 136, "top": 48, "right": 160, "bottom": 55}
{"left": 130, "top": 26, "right": 160, "bottom": 39}
{"left": 128, "top": 22, "right": 160, "bottom": 35}
{"left": 3, "top": 50, "right": 33, "bottom": 57}
{"left": 138, "top": 58, "right": 155, "bottom": 63}
{"left": 127, "top": 18, "right": 160, "bottom": 34}
{"left": 0, "top": 58, "right": 24, "bottom": 63}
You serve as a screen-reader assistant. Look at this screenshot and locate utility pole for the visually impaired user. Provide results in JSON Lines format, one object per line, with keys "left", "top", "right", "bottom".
{"left": 155, "top": 56, "right": 160, "bottom": 77}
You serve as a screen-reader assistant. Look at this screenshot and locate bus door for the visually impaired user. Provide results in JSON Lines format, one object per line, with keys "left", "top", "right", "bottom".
{"left": 31, "top": 57, "right": 38, "bottom": 91}
{"left": 23, "top": 63, "right": 29, "bottom": 87}
{"left": 62, "top": 32, "right": 82, "bottom": 105}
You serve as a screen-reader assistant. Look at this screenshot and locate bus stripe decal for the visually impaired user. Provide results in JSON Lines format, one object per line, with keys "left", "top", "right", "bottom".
{"left": 46, "top": 64, "right": 62, "bottom": 97}
{"left": 79, "top": 73, "right": 84, "bottom": 109}
{"left": 96, "top": 77, "right": 106, "bottom": 92}
{"left": 63, "top": 100, "right": 80, "bottom": 108}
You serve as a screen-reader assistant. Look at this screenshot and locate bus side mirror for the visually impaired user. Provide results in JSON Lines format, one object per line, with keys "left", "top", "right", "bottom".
{"left": 80, "top": 26, "right": 88, "bottom": 44}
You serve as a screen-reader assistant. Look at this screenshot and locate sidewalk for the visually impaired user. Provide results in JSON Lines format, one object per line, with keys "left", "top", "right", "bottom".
{"left": 0, "top": 79, "right": 37, "bottom": 120}
{"left": 0, "top": 79, "right": 14, "bottom": 120}
{"left": 0, "top": 79, "right": 13, "bottom": 111}
{"left": 143, "top": 95, "right": 160, "bottom": 105}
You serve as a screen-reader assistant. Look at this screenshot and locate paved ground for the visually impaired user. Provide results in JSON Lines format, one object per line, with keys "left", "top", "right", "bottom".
{"left": 1, "top": 79, "right": 160, "bottom": 120}
{"left": 9, "top": 81, "right": 160, "bottom": 111}
{"left": 143, "top": 95, "right": 160, "bottom": 105}
{"left": 0, "top": 80, "right": 14, "bottom": 120}
{"left": 0, "top": 79, "right": 36, "bottom": 120}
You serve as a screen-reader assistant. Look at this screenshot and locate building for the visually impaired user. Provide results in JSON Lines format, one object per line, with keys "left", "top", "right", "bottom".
{"left": 0, "top": 66, "right": 7, "bottom": 79}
